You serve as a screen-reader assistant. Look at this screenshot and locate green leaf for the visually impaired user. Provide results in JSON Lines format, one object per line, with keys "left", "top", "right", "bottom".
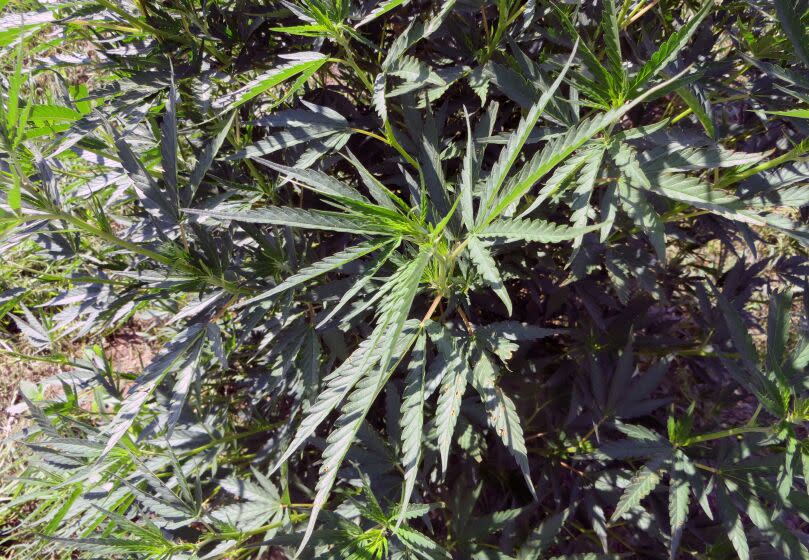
{"left": 480, "top": 218, "right": 601, "bottom": 242}
{"left": 569, "top": 147, "right": 605, "bottom": 248}
{"left": 212, "top": 53, "right": 327, "bottom": 112}
{"left": 397, "top": 331, "right": 427, "bottom": 528}
{"left": 186, "top": 206, "right": 390, "bottom": 235}
{"left": 468, "top": 236, "right": 512, "bottom": 315}
{"left": 716, "top": 484, "right": 749, "bottom": 560}
{"left": 610, "top": 462, "right": 661, "bottom": 521}
{"left": 774, "top": 0, "right": 809, "bottom": 68}
{"left": 616, "top": 174, "right": 667, "bottom": 263}
{"left": 629, "top": 0, "right": 715, "bottom": 94}
{"left": 238, "top": 240, "right": 391, "bottom": 307}
{"left": 382, "top": 0, "right": 457, "bottom": 70}
{"left": 375, "top": 249, "right": 432, "bottom": 373}
{"left": 471, "top": 350, "right": 536, "bottom": 500}
{"left": 434, "top": 338, "right": 469, "bottom": 473}
{"left": 297, "top": 321, "right": 422, "bottom": 554}
{"left": 668, "top": 452, "right": 693, "bottom": 535}
{"left": 675, "top": 86, "right": 716, "bottom": 138}
{"left": 188, "top": 112, "right": 236, "bottom": 201}
{"left": 101, "top": 325, "right": 206, "bottom": 456}
{"left": 460, "top": 106, "right": 477, "bottom": 230}
{"left": 767, "top": 109, "right": 809, "bottom": 119}
{"left": 8, "top": 176, "right": 21, "bottom": 212}
{"left": 766, "top": 291, "right": 793, "bottom": 373}
{"left": 745, "top": 494, "right": 809, "bottom": 559}
{"left": 317, "top": 241, "right": 400, "bottom": 328}
{"left": 27, "top": 104, "right": 83, "bottom": 123}
{"left": 554, "top": 9, "right": 613, "bottom": 105}
{"left": 486, "top": 67, "right": 696, "bottom": 226}
{"left": 6, "top": 28, "right": 24, "bottom": 133}
{"left": 395, "top": 525, "right": 452, "bottom": 559}
{"left": 344, "top": 149, "right": 408, "bottom": 211}
{"left": 256, "top": 159, "right": 369, "bottom": 203}
{"left": 160, "top": 71, "right": 178, "bottom": 195}
{"left": 602, "top": 0, "right": 624, "bottom": 81}
{"left": 296, "top": 250, "right": 429, "bottom": 552}
{"left": 712, "top": 284, "right": 760, "bottom": 370}
{"left": 270, "top": 326, "right": 398, "bottom": 475}
{"left": 477, "top": 41, "right": 580, "bottom": 222}
{"left": 357, "top": 0, "right": 410, "bottom": 27}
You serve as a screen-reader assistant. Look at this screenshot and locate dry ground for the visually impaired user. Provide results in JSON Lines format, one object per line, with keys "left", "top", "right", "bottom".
{"left": 0, "top": 324, "right": 158, "bottom": 442}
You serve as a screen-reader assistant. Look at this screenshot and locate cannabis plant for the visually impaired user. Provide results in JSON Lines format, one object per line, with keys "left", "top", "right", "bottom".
{"left": 1, "top": 0, "right": 809, "bottom": 558}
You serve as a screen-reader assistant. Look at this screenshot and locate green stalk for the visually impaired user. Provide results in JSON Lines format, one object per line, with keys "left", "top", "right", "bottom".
{"left": 682, "top": 425, "right": 770, "bottom": 446}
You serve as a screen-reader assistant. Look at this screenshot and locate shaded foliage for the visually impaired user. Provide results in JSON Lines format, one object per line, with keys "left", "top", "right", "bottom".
{"left": 1, "top": 0, "right": 809, "bottom": 558}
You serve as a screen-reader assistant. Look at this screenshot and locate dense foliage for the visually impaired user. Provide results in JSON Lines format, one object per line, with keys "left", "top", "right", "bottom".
{"left": 1, "top": 0, "right": 809, "bottom": 558}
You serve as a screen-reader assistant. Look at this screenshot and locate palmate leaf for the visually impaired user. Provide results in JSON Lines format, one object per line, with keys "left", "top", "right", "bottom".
{"left": 212, "top": 52, "right": 327, "bottom": 112}
{"left": 484, "top": 114, "right": 620, "bottom": 226}
{"left": 101, "top": 324, "right": 206, "bottom": 456}
{"left": 356, "top": 0, "right": 410, "bottom": 28}
{"left": 255, "top": 159, "right": 369, "bottom": 203}
{"left": 601, "top": 0, "right": 624, "bottom": 85}
{"left": 297, "top": 251, "right": 430, "bottom": 553}
{"left": 10, "top": 0, "right": 809, "bottom": 555}
{"left": 628, "top": 0, "right": 714, "bottom": 95}
{"left": 269, "top": 326, "right": 395, "bottom": 475}
{"left": 238, "top": 239, "right": 393, "bottom": 307}
{"left": 317, "top": 241, "right": 400, "bottom": 328}
{"left": 477, "top": 40, "right": 580, "bottom": 223}
{"left": 480, "top": 218, "right": 601, "bottom": 242}
{"left": 467, "top": 236, "right": 512, "bottom": 315}
{"left": 716, "top": 484, "right": 749, "bottom": 560}
{"left": 610, "top": 461, "right": 662, "bottom": 521}
{"left": 298, "top": 327, "right": 418, "bottom": 554}
{"left": 471, "top": 350, "right": 536, "bottom": 500}
{"left": 668, "top": 451, "right": 694, "bottom": 556}
{"left": 569, "top": 146, "right": 605, "bottom": 249}
{"left": 186, "top": 205, "right": 390, "bottom": 235}
{"left": 397, "top": 331, "right": 427, "bottom": 528}
{"left": 433, "top": 334, "right": 470, "bottom": 474}
{"left": 482, "top": 67, "right": 695, "bottom": 228}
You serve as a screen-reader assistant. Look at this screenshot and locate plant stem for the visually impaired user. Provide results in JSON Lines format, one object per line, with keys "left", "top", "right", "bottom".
{"left": 682, "top": 425, "right": 770, "bottom": 446}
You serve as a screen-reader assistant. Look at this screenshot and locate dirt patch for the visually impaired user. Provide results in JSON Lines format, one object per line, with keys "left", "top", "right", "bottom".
{"left": 0, "top": 322, "right": 159, "bottom": 437}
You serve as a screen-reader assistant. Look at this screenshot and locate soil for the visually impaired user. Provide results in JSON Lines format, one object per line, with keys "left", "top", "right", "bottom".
{"left": 0, "top": 323, "right": 158, "bottom": 438}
